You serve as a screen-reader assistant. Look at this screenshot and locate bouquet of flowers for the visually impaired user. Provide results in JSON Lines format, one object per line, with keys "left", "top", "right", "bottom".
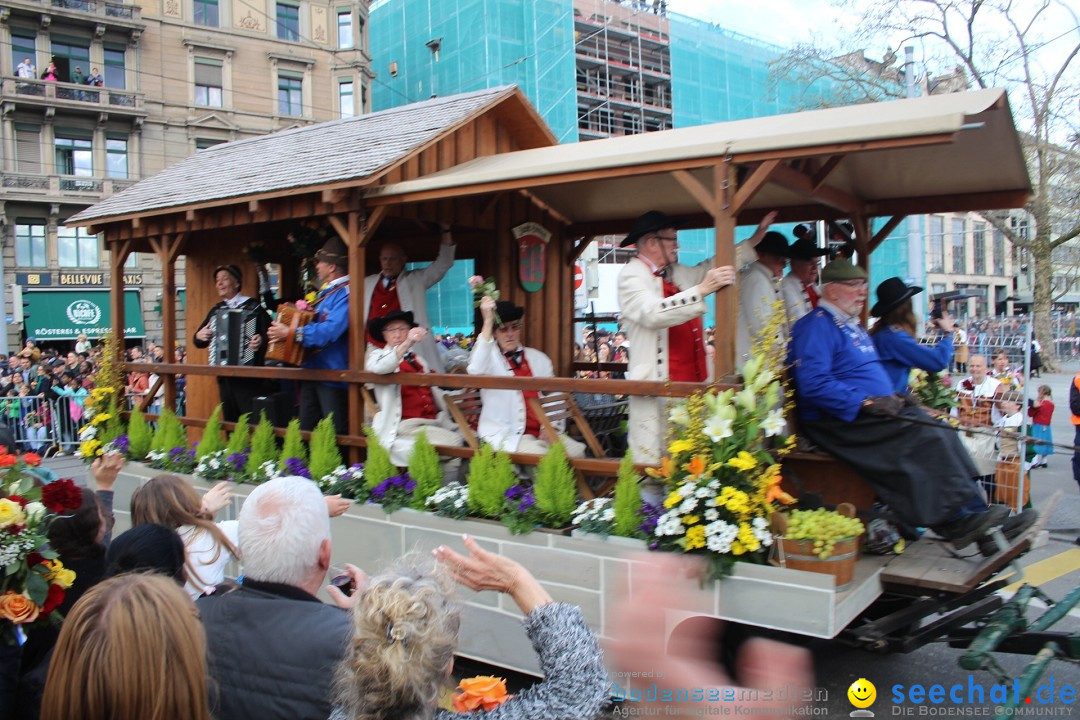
{"left": 0, "top": 450, "right": 81, "bottom": 644}
{"left": 909, "top": 370, "right": 956, "bottom": 412}
{"left": 468, "top": 276, "right": 501, "bottom": 325}
{"left": 649, "top": 354, "right": 796, "bottom": 579}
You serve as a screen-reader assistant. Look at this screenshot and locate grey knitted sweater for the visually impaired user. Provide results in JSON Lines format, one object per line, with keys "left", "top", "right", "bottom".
{"left": 330, "top": 602, "right": 609, "bottom": 720}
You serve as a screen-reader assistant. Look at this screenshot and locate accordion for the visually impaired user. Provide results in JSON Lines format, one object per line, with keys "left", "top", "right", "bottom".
{"left": 265, "top": 303, "right": 316, "bottom": 367}
{"left": 207, "top": 306, "right": 261, "bottom": 366}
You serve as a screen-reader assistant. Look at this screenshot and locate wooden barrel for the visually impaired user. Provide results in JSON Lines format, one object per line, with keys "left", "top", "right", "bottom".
{"left": 775, "top": 536, "right": 859, "bottom": 590}
{"left": 994, "top": 456, "right": 1029, "bottom": 510}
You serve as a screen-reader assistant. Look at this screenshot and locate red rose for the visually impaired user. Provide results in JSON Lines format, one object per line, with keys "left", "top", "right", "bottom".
{"left": 22, "top": 453, "right": 41, "bottom": 467}
{"left": 27, "top": 552, "right": 43, "bottom": 567}
{"left": 0, "top": 455, "right": 16, "bottom": 468}
{"left": 41, "top": 480, "right": 83, "bottom": 514}
{"left": 5, "top": 495, "right": 28, "bottom": 507}
{"left": 39, "top": 584, "right": 65, "bottom": 615}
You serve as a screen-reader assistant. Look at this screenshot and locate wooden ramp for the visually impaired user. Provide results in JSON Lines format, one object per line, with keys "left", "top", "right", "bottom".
{"left": 880, "top": 492, "right": 1061, "bottom": 595}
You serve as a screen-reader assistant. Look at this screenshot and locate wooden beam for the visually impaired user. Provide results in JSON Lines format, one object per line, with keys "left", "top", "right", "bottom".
{"left": 109, "top": 237, "right": 132, "bottom": 365}
{"left": 729, "top": 159, "right": 781, "bottom": 216}
{"left": 811, "top": 155, "right": 845, "bottom": 190}
{"left": 715, "top": 161, "right": 737, "bottom": 379}
{"left": 671, "top": 169, "right": 717, "bottom": 216}
{"left": 769, "top": 163, "right": 865, "bottom": 216}
{"left": 851, "top": 214, "right": 871, "bottom": 325}
{"left": 871, "top": 190, "right": 1031, "bottom": 216}
{"left": 518, "top": 188, "right": 573, "bottom": 227}
{"left": 327, "top": 214, "right": 348, "bottom": 243}
{"left": 248, "top": 199, "right": 259, "bottom": 214}
{"left": 358, "top": 205, "right": 386, "bottom": 248}
{"left": 868, "top": 215, "right": 907, "bottom": 254}
{"left": 185, "top": 208, "right": 196, "bottom": 222}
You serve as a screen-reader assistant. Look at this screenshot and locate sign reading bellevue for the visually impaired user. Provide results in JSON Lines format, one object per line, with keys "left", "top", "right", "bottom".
{"left": 24, "top": 290, "right": 144, "bottom": 340}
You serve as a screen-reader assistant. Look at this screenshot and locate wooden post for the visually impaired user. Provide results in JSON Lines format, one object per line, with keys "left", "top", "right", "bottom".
{"left": 714, "top": 162, "right": 737, "bottom": 381}
{"left": 852, "top": 214, "right": 872, "bottom": 325}
{"left": 149, "top": 233, "right": 186, "bottom": 413}
{"left": 109, "top": 236, "right": 132, "bottom": 358}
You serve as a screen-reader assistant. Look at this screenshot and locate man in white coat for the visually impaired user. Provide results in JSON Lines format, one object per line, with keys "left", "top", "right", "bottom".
{"left": 781, "top": 233, "right": 829, "bottom": 327}
{"left": 364, "top": 227, "right": 456, "bottom": 372}
{"left": 467, "top": 297, "right": 586, "bottom": 461}
{"left": 736, "top": 231, "right": 792, "bottom": 362}
{"left": 365, "top": 310, "right": 464, "bottom": 468}
{"left": 618, "top": 210, "right": 772, "bottom": 478}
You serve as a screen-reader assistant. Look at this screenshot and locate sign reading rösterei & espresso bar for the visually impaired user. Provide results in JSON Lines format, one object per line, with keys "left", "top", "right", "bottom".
{"left": 23, "top": 290, "right": 145, "bottom": 340}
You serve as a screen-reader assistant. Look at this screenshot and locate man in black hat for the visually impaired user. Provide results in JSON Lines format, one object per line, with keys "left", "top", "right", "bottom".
{"left": 617, "top": 209, "right": 775, "bottom": 468}
{"left": 467, "top": 296, "right": 585, "bottom": 462}
{"left": 268, "top": 235, "right": 351, "bottom": 434}
{"left": 736, "top": 230, "right": 792, "bottom": 361}
{"left": 365, "top": 309, "right": 464, "bottom": 467}
{"left": 781, "top": 233, "right": 830, "bottom": 325}
{"left": 193, "top": 264, "right": 272, "bottom": 422}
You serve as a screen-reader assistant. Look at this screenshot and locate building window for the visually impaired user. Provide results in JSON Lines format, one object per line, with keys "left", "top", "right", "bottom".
{"left": 196, "top": 138, "right": 226, "bottom": 151}
{"left": 194, "top": 0, "right": 219, "bottom": 27}
{"left": 11, "top": 30, "right": 36, "bottom": 75}
{"left": 276, "top": 3, "right": 300, "bottom": 41}
{"left": 951, "top": 218, "right": 966, "bottom": 274}
{"left": 278, "top": 73, "right": 302, "bottom": 116}
{"left": 928, "top": 216, "right": 944, "bottom": 273}
{"left": 337, "top": 9, "right": 353, "bottom": 49}
{"left": 993, "top": 229, "right": 1006, "bottom": 275}
{"left": 55, "top": 134, "right": 93, "bottom": 176}
{"left": 57, "top": 226, "right": 99, "bottom": 268}
{"left": 49, "top": 36, "right": 91, "bottom": 83}
{"left": 972, "top": 222, "right": 986, "bottom": 275}
{"left": 338, "top": 79, "right": 354, "bottom": 117}
{"left": 125, "top": 251, "right": 139, "bottom": 268}
{"left": 103, "top": 45, "right": 126, "bottom": 89}
{"left": 15, "top": 222, "right": 47, "bottom": 268}
{"left": 106, "top": 137, "right": 128, "bottom": 179}
{"left": 194, "top": 58, "right": 223, "bottom": 107}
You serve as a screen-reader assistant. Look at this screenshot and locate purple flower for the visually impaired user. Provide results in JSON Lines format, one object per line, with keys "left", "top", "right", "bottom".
{"left": 168, "top": 446, "right": 187, "bottom": 458}
{"left": 113, "top": 434, "right": 130, "bottom": 453}
{"left": 227, "top": 452, "right": 248, "bottom": 469}
{"left": 505, "top": 483, "right": 535, "bottom": 512}
{"left": 284, "top": 457, "right": 311, "bottom": 479}
{"left": 640, "top": 501, "right": 662, "bottom": 537}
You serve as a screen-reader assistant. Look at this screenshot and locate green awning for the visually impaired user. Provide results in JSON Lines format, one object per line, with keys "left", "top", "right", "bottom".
{"left": 24, "top": 289, "right": 144, "bottom": 340}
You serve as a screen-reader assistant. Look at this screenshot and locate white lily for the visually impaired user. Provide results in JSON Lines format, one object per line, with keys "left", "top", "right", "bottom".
{"left": 761, "top": 409, "right": 786, "bottom": 437}
{"left": 703, "top": 414, "right": 734, "bottom": 443}
{"left": 735, "top": 387, "right": 757, "bottom": 412}
{"left": 668, "top": 404, "right": 692, "bottom": 427}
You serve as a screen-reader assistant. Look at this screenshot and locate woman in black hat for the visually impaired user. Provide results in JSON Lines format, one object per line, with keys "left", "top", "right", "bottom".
{"left": 869, "top": 277, "right": 955, "bottom": 394}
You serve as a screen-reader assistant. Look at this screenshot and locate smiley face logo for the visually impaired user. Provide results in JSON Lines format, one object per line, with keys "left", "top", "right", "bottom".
{"left": 847, "top": 678, "right": 876, "bottom": 708}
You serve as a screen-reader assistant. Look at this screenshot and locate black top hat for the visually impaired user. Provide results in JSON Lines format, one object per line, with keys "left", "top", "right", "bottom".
{"left": 755, "top": 231, "right": 793, "bottom": 258}
{"left": 620, "top": 210, "right": 686, "bottom": 248}
{"left": 871, "top": 277, "right": 923, "bottom": 318}
{"left": 314, "top": 235, "right": 348, "bottom": 269}
{"left": 474, "top": 300, "right": 525, "bottom": 331}
{"left": 788, "top": 237, "right": 829, "bottom": 261}
{"left": 369, "top": 310, "right": 416, "bottom": 345}
{"left": 213, "top": 264, "right": 243, "bottom": 290}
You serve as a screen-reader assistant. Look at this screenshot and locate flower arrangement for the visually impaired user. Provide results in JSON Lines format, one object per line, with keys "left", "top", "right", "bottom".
{"left": 468, "top": 276, "right": 502, "bottom": 325}
{"left": 250, "top": 459, "right": 281, "bottom": 485}
{"left": 77, "top": 385, "right": 123, "bottom": 461}
{"left": 319, "top": 464, "right": 368, "bottom": 502}
{"left": 501, "top": 483, "right": 537, "bottom": 535}
{"left": 426, "top": 482, "right": 469, "bottom": 519}
{"left": 0, "top": 451, "right": 80, "bottom": 644}
{"left": 369, "top": 474, "right": 415, "bottom": 514}
{"left": 454, "top": 676, "right": 512, "bottom": 713}
{"left": 649, "top": 354, "right": 796, "bottom": 579}
{"left": 194, "top": 449, "right": 248, "bottom": 482}
{"left": 909, "top": 370, "right": 956, "bottom": 412}
{"left": 571, "top": 497, "right": 615, "bottom": 535}
{"left": 148, "top": 446, "right": 197, "bottom": 474}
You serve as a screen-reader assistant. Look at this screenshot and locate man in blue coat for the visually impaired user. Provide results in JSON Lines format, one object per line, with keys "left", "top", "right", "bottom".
{"left": 788, "top": 259, "right": 1028, "bottom": 552}
{"left": 268, "top": 236, "right": 350, "bottom": 434}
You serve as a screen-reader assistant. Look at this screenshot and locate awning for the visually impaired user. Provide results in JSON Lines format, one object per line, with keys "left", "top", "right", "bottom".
{"left": 24, "top": 289, "right": 144, "bottom": 340}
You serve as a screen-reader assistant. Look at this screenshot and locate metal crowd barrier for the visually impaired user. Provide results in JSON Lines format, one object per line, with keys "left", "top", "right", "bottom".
{"left": 1, "top": 395, "right": 82, "bottom": 455}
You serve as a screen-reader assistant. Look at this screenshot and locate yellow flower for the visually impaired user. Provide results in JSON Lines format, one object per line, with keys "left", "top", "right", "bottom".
{"left": 681, "top": 514, "right": 700, "bottom": 526}
{"left": 0, "top": 499, "right": 26, "bottom": 529}
{"left": 668, "top": 439, "right": 695, "bottom": 455}
{"left": 304, "top": 291, "right": 318, "bottom": 305}
{"left": 731, "top": 540, "right": 746, "bottom": 556}
{"left": 737, "top": 523, "right": 760, "bottom": 553}
{"left": 91, "top": 412, "right": 112, "bottom": 426}
{"left": 44, "top": 559, "right": 76, "bottom": 589}
{"left": 663, "top": 491, "right": 682, "bottom": 510}
{"left": 726, "top": 451, "right": 758, "bottom": 472}
{"left": 725, "top": 490, "right": 750, "bottom": 515}
{"left": 684, "top": 525, "right": 706, "bottom": 550}
{"left": 79, "top": 439, "right": 102, "bottom": 458}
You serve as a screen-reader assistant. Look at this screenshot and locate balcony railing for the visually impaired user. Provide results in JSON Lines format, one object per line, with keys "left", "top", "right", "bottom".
{"left": 2, "top": 77, "right": 144, "bottom": 114}
{"left": 1, "top": 173, "right": 134, "bottom": 197}
{"left": 6, "top": 0, "right": 141, "bottom": 21}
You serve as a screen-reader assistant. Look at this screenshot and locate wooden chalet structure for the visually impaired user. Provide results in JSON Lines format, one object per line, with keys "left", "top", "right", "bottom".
{"left": 68, "top": 85, "right": 1031, "bottom": 465}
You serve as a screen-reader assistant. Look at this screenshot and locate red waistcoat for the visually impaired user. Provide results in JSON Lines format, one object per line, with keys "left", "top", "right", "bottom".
{"left": 367, "top": 279, "right": 402, "bottom": 347}
{"left": 398, "top": 355, "right": 437, "bottom": 420}
{"left": 509, "top": 353, "right": 542, "bottom": 437}
{"left": 661, "top": 278, "right": 707, "bottom": 382}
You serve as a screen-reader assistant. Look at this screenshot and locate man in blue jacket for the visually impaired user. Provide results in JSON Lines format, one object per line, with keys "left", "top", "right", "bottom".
{"left": 788, "top": 259, "right": 1030, "bottom": 553}
{"left": 268, "top": 236, "right": 350, "bottom": 434}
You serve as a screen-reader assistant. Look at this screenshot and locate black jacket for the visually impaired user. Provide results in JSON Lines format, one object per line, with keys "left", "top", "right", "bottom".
{"left": 192, "top": 297, "right": 272, "bottom": 365}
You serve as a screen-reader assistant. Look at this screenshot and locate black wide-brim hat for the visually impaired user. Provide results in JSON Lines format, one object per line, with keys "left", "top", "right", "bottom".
{"left": 871, "top": 277, "right": 923, "bottom": 318}
{"left": 369, "top": 310, "right": 416, "bottom": 344}
{"left": 474, "top": 300, "right": 525, "bottom": 332}
{"left": 620, "top": 210, "right": 686, "bottom": 248}
{"left": 756, "top": 231, "right": 794, "bottom": 258}
{"left": 788, "top": 237, "right": 830, "bottom": 261}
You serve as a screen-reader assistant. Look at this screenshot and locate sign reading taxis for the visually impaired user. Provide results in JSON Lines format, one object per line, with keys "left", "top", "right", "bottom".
{"left": 57, "top": 272, "right": 144, "bottom": 286}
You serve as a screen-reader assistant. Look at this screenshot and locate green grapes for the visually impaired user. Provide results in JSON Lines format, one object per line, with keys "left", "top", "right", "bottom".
{"left": 784, "top": 509, "right": 865, "bottom": 558}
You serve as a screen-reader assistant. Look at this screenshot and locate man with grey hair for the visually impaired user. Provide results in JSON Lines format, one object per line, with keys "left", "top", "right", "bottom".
{"left": 197, "top": 476, "right": 359, "bottom": 720}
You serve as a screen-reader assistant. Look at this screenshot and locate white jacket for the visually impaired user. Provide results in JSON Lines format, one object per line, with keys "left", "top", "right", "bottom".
{"left": 780, "top": 272, "right": 815, "bottom": 327}
{"left": 466, "top": 335, "right": 557, "bottom": 452}
{"left": 366, "top": 344, "right": 447, "bottom": 455}
{"left": 364, "top": 242, "right": 455, "bottom": 372}
{"left": 736, "top": 261, "right": 786, "bottom": 363}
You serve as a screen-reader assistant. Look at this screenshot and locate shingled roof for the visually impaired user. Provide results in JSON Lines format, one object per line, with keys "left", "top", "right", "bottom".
{"left": 69, "top": 86, "right": 548, "bottom": 224}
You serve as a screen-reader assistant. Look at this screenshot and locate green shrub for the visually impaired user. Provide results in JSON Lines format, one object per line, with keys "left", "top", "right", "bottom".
{"left": 613, "top": 451, "right": 644, "bottom": 538}
{"left": 196, "top": 404, "right": 226, "bottom": 460}
{"left": 278, "top": 418, "right": 307, "bottom": 470}
{"left": 533, "top": 441, "right": 576, "bottom": 526}
{"left": 308, "top": 416, "right": 343, "bottom": 483}
{"left": 407, "top": 431, "right": 442, "bottom": 510}
{"left": 363, "top": 427, "right": 396, "bottom": 489}
{"left": 151, "top": 408, "right": 187, "bottom": 452}
{"left": 245, "top": 411, "right": 278, "bottom": 477}
{"left": 225, "top": 413, "right": 251, "bottom": 455}
{"left": 467, "top": 444, "right": 515, "bottom": 518}
{"left": 126, "top": 406, "right": 153, "bottom": 460}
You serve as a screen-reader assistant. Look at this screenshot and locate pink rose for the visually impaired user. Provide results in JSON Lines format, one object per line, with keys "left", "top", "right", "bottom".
{"left": 468, "top": 276, "right": 484, "bottom": 289}
{"left": 295, "top": 300, "right": 312, "bottom": 311}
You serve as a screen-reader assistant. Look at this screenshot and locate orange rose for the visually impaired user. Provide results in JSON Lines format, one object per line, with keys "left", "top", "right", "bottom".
{"left": 0, "top": 454, "right": 16, "bottom": 468}
{"left": 22, "top": 452, "right": 41, "bottom": 467}
{"left": 453, "top": 676, "right": 511, "bottom": 713}
{"left": 0, "top": 591, "right": 40, "bottom": 624}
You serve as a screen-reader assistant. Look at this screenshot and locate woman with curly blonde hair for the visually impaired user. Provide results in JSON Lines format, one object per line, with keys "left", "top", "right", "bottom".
{"left": 40, "top": 573, "right": 213, "bottom": 720}
{"left": 130, "top": 473, "right": 239, "bottom": 598}
{"left": 330, "top": 536, "right": 608, "bottom": 720}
